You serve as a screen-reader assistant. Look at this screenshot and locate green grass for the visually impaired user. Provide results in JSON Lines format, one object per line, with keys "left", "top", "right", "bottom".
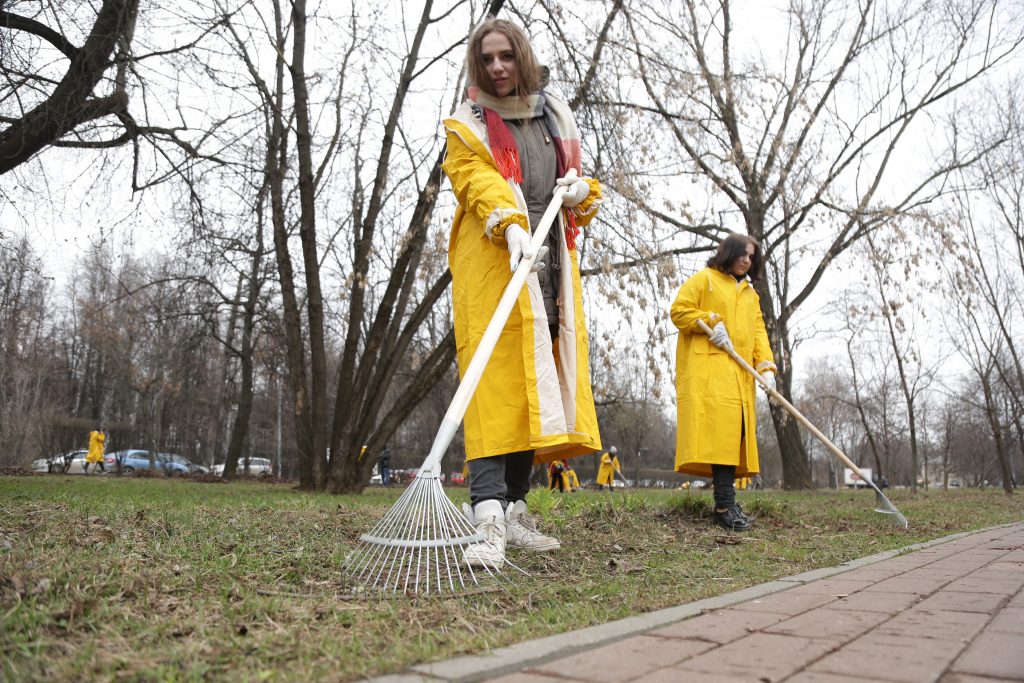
{"left": 1, "top": 476, "right": 1021, "bottom": 682}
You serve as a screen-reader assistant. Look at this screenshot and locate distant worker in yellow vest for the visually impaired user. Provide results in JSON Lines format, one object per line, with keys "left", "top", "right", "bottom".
{"left": 84, "top": 428, "right": 106, "bottom": 474}
{"left": 597, "top": 446, "right": 621, "bottom": 490}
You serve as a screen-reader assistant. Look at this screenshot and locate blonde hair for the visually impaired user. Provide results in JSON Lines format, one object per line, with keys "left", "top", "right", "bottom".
{"left": 466, "top": 18, "right": 542, "bottom": 98}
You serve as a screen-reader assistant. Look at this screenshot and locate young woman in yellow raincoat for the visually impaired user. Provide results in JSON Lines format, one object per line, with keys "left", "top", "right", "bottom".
{"left": 670, "top": 234, "right": 776, "bottom": 531}
{"left": 443, "top": 18, "right": 603, "bottom": 567}
{"left": 84, "top": 428, "right": 106, "bottom": 474}
{"left": 596, "top": 446, "right": 621, "bottom": 490}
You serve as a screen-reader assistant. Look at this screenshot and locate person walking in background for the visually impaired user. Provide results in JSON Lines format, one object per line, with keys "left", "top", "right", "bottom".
{"left": 443, "top": 17, "right": 605, "bottom": 568}
{"left": 84, "top": 427, "right": 106, "bottom": 474}
{"left": 670, "top": 233, "right": 777, "bottom": 532}
{"left": 597, "top": 446, "right": 621, "bottom": 490}
{"left": 378, "top": 448, "right": 391, "bottom": 487}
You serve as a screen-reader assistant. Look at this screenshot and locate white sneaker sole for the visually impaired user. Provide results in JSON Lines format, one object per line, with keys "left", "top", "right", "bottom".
{"left": 508, "top": 539, "right": 561, "bottom": 552}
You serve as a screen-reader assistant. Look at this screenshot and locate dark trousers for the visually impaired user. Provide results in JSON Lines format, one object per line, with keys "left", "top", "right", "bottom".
{"left": 468, "top": 450, "right": 534, "bottom": 507}
{"left": 712, "top": 464, "right": 736, "bottom": 510}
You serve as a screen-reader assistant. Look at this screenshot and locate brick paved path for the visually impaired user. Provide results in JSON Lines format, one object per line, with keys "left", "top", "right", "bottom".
{"left": 374, "top": 522, "right": 1024, "bottom": 683}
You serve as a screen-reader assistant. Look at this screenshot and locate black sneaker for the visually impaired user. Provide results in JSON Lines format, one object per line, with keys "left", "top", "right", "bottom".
{"left": 713, "top": 506, "right": 751, "bottom": 531}
{"left": 734, "top": 502, "right": 754, "bottom": 523}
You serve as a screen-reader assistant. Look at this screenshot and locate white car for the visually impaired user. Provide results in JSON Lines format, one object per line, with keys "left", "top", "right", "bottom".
{"left": 31, "top": 451, "right": 89, "bottom": 473}
{"left": 212, "top": 457, "right": 273, "bottom": 477}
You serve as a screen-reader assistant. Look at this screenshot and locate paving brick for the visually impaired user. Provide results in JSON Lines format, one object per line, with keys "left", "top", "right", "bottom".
{"left": 764, "top": 606, "right": 889, "bottom": 643}
{"left": 968, "top": 563, "right": 1024, "bottom": 581}
{"left": 827, "top": 567, "right": 899, "bottom": 583}
{"left": 913, "top": 590, "right": 1006, "bottom": 614}
{"left": 986, "top": 607, "right": 1024, "bottom": 635}
{"left": 491, "top": 673, "right": 576, "bottom": 683}
{"left": 862, "top": 576, "right": 950, "bottom": 595}
{"left": 928, "top": 560, "right": 995, "bottom": 572}
{"left": 787, "top": 672, "right": 887, "bottom": 683}
{"left": 874, "top": 608, "right": 989, "bottom": 642}
{"left": 946, "top": 577, "right": 1024, "bottom": 595}
{"left": 939, "top": 674, "right": 1023, "bottom": 683}
{"left": 785, "top": 578, "right": 876, "bottom": 596}
{"left": 899, "top": 567, "right": 971, "bottom": 581}
{"left": 808, "top": 633, "right": 966, "bottom": 683}
{"left": 648, "top": 609, "right": 788, "bottom": 644}
{"left": 950, "top": 631, "right": 1024, "bottom": 680}
{"left": 737, "top": 590, "right": 838, "bottom": 616}
{"left": 631, "top": 667, "right": 756, "bottom": 683}
{"left": 678, "top": 632, "right": 837, "bottom": 680}
{"left": 829, "top": 590, "right": 921, "bottom": 614}
{"left": 528, "top": 635, "right": 713, "bottom": 683}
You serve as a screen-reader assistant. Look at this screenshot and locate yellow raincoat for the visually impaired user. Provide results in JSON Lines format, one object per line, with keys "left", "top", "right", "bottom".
{"left": 597, "top": 452, "right": 620, "bottom": 486}
{"left": 86, "top": 431, "right": 105, "bottom": 464}
{"left": 442, "top": 96, "right": 602, "bottom": 464}
{"left": 566, "top": 467, "right": 580, "bottom": 491}
{"left": 670, "top": 267, "right": 776, "bottom": 478}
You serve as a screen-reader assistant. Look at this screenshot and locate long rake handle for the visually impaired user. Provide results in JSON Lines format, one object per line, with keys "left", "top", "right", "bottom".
{"left": 696, "top": 320, "right": 908, "bottom": 527}
{"left": 420, "top": 188, "right": 568, "bottom": 476}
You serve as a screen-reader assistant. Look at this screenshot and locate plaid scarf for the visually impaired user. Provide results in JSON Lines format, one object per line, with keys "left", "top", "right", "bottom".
{"left": 469, "top": 88, "right": 583, "bottom": 249}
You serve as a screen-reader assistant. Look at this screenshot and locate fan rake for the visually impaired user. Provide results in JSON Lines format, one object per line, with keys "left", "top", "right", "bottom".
{"left": 345, "top": 186, "right": 569, "bottom": 596}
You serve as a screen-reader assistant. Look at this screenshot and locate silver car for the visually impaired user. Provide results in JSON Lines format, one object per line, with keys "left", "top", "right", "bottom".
{"left": 30, "top": 450, "right": 89, "bottom": 474}
{"left": 212, "top": 457, "right": 273, "bottom": 477}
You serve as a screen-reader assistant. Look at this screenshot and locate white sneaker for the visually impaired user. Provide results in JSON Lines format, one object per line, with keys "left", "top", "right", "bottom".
{"left": 506, "top": 499, "right": 560, "bottom": 552}
{"left": 461, "top": 500, "right": 507, "bottom": 569}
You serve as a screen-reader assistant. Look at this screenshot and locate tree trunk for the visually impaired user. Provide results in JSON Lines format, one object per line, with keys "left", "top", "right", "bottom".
{"left": 290, "top": 0, "right": 329, "bottom": 490}
{"left": 981, "top": 372, "right": 1014, "bottom": 495}
{"left": 755, "top": 277, "right": 812, "bottom": 488}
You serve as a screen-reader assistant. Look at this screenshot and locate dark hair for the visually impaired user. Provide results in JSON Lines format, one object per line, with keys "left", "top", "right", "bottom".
{"left": 466, "top": 18, "right": 542, "bottom": 98}
{"left": 707, "top": 233, "right": 764, "bottom": 282}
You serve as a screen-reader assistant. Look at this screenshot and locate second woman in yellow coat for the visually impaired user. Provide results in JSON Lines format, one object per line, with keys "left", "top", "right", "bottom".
{"left": 670, "top": 234, "right": 776, "bottom": 531}
{"left": 443, "top": 19, "right": 603, "bottom": 567}
{"left": 596, "top": 446, "right": 621, "bottom": 490}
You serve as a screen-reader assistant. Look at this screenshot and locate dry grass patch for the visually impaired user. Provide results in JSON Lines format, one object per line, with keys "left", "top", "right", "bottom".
{"left": 1, "top": 476, "right": 1021, "bottom": 681}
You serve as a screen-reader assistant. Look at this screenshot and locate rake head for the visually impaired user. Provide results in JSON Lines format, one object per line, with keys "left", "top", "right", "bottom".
{"left": 873, "top": 489, "right": 909, "bottom": 529}
{"left": 344, "top": 472, "right": 510, "bottom": 596}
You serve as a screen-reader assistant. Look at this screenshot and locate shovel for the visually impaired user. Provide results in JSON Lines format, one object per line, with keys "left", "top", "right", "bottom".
{"left": 696, "top": 320, "right": 909, "bottom": 528}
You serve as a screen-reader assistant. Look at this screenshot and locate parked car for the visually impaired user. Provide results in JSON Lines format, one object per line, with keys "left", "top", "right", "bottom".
{"left": 211, "top": 457, "right": 273, "bottom": 477}
{"left": 169, "top": 454, "right": 208, "bottom": 475}
{"left": 31, "top": 450, "right": 88, "bottom": 473}
{"left": 105, "top": 450, "right": 196, "bottom": 476}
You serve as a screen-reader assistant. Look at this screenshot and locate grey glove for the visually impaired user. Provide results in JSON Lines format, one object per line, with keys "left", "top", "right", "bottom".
{"left": 708, "top": 321, "right": 733, "bottom": 350}
{"left": 760, "top": 371, "right": 776, "bottom": 392}
{"left": 505, "top": 224, "right": 547, "bottom": 273}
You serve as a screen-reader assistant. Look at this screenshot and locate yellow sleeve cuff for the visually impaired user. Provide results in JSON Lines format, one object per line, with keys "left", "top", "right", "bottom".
{"left": 486, "top": 208, "right": 528, "bottom": 248}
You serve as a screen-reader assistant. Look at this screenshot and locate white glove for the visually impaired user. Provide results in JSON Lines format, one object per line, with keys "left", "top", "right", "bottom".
{"left": 760, "top": 371, "right": 776, "bottom": 392}
{"left": 708, "top": 321, "right": 733, "bottom": 350}
{"left": 505, "top": 224, "right": 547, "bottom": 273}
{"left": 555, "top": 168, "right": 590, "bottom": 208}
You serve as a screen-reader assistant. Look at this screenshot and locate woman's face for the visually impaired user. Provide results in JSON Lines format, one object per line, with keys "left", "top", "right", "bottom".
{"left": 480, "top": 31, "right": 517, "bottom": 97}
{"left": 731, "top": 242, "right": 755, "bottom": 278}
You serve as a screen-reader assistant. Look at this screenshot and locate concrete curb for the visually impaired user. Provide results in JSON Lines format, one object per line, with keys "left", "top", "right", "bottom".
{"left": 362, "top": 523, "right": 1019, "bottom": 683}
